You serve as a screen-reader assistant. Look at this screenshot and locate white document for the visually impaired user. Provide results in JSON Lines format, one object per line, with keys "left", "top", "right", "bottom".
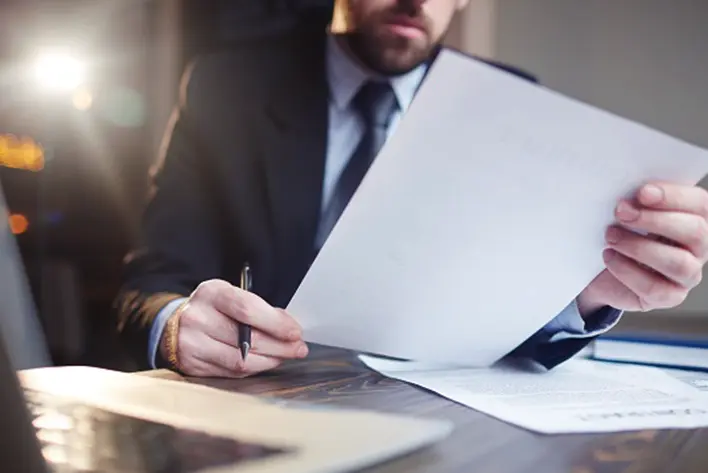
{"left": 661, "top": 367, "right": 708, "bottom": 394}
{"left": 359, "top": 355, "right": 708, "bottom": 434}
{"left": 287, "top": 49, "right": 708, "bottom": 366}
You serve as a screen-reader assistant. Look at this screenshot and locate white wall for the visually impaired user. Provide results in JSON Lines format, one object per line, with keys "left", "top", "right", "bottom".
{"left": 450, "top": 0, "right": 708, "bottom": 317}
{"left": 494, "top": 0, "right": 708, "bottom": 149}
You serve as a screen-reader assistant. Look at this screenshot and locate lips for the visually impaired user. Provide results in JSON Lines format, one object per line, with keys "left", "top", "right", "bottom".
{"left": 384, "top": 15, "right": 426, "bottom": 32}
{"left": 381, "top": 14, "right": 426, "bottom": 39}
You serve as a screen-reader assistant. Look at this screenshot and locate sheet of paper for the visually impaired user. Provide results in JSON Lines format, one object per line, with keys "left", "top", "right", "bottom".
{"left": 287, "top": 49, "right": 708, "bottom": 366}
{"left": 359, "top": 355, "right": 708, "bottom": 434}
{"left": 651, "top": 367, "right": 708, "bottom": 394}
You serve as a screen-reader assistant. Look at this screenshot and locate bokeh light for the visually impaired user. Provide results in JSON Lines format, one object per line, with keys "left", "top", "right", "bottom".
{"left": 72, "top": 87, "right": 94, "bottom": 111}
{"left": 33, "top": 51, "right": 86, "bottom": 92}
{"left": 8, "top": 214, "right": 29, "bottom": 235}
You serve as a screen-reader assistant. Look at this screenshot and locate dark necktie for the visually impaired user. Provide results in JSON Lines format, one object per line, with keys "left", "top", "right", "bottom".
{"left": 316, "top": 81, "right": 399, "bottom": 248}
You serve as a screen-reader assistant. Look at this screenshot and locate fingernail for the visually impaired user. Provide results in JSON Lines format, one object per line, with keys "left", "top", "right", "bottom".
{"left": 297, "top": 343, "right": 308, "bottom": 357}
{"left": 640, "top": 184, "right": 663, "bottom": 205}
{"left": 616, "top": 201, "right": 640, "bottom": 222}
{"left": 606, "top": 227, "right": 622, "bottom": 244}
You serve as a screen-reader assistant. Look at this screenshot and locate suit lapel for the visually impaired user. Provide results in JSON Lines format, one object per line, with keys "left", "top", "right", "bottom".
{"left": 258, "top": 31, "right": 329, "bottom": 302}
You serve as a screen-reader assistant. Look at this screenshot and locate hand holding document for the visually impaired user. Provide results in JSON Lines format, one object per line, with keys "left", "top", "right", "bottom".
{"left": 288, "top": 49, "right": 708, "bottom": 366}
{"left": 359, "top": 355, "right": 708, "bottom": 434}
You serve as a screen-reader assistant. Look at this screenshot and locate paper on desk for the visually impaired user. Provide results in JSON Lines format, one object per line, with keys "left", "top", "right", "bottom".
{"left": 647, "top": 367, "right": 708, "bottom": 394}
{"left": 359, "top": 355, "right": 708, "bottom": 434}
{"left": 287, "top": 49, "right": 708, "bottom": 366}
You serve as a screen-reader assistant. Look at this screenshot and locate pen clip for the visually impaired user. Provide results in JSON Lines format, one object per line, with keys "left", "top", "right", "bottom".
{"left": 240, "top": 262, "right": 252, "bottom": 292}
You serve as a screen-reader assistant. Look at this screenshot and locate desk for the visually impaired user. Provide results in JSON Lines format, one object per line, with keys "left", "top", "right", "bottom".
{"left": 145, "top": 339, "right": 708, "bottom": 473}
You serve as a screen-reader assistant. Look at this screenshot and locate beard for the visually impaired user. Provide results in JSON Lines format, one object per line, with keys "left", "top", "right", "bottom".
{"left": 344, "top": 1, "right": 436, "bottom": 76}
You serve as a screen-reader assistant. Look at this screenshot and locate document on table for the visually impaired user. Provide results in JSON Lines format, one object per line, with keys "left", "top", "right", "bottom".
{"left": 359, "top": 355, "right": 708, "bottom": 434}
{"left": 654, "top": 367, "right": 708, "bottom": 394}
{"left": 287, "top": 48, "right": 708, "bottom": 366}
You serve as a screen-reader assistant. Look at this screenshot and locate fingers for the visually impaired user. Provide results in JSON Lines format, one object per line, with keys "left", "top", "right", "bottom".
{"left": 190, "top": 353, "right": 283, "bottom": 378}
{"left": 217, "top": 291, "right": 302, "bottom": 341}
{"left": 250, "top": 330, "right": 309, "bottom": 358}
{"left": 174, "top": 279, "right": 309, "bottom": 378}
{"left": 603, "top": 249, "right": 689, "bottom": 311}
{"left": 181, "top": 356, "right": 243, "bottom": 379}
{"left": 181, "top": 303, "right": 308, "bottom": 359}
{"left": 583, "top": 184, "right": 707, "bottom": 317}
{"left": 636, "top": 182, "right": 708, "bottom": 220}
{"left": 181, "top": 331, "right": 284, "bottom": 378}
{"left": 606, "top": 225, "right": 703, "bottom": 288}
{"left": 204, "top": 315, "right": 308, "bottom": 359}
{"left": 614, "top": 200, "right": 708, "bottom": 260}
{"left": 192, "top": 280, "right": 303, "bottom": 342}
{"left": 579, "top": 269, "right": 641, "bottom": 312}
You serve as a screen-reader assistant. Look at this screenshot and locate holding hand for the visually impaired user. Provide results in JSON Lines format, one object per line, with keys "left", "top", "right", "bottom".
{"left": 578, "top": 182, "right": 708, "bottom": 315}
{"left": 159, "top": 279, "right": 308, "bottom": 377}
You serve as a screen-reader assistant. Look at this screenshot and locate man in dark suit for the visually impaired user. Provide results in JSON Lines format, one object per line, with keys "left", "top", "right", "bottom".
{"left": 116, "top": 0, "right": 708, "bottom": 376}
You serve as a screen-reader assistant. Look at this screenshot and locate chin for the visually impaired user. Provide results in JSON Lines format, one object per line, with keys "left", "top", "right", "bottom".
{"left": 376, "top": 47, "right": 430, "bottom": 75}
{"left": 350, "top": 31, "right": 430, "bottom": 75}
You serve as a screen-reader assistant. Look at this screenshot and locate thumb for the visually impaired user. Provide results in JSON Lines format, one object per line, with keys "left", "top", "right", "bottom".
{"left": 584, "top": 270, "right": 641, "bottom": 312}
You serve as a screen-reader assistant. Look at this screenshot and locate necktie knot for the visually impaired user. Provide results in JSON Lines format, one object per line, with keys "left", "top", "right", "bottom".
{"left": 352, "top": 81, "right": 399, "bottom": 128}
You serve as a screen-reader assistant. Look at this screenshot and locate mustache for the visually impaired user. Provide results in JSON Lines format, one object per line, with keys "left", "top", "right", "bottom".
{"left": 395, "top": 0, "right": 426, "bottom": 15}
{"left": 382, "top": 0, "right": 430, "bottom": 30}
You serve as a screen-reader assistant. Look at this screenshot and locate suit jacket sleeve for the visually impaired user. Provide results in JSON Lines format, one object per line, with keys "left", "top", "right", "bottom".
{"left": 114, "top": 61, "right": 223, "bottom": 367}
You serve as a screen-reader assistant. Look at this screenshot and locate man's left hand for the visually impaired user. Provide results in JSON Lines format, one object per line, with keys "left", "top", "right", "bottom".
{"left": 577, "top": 181, "right": 708, "bottom": 316}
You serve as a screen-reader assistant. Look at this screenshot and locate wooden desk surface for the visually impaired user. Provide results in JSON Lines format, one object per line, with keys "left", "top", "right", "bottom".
{"left": 157, "top": 339, "right": 708, "bottom": 473}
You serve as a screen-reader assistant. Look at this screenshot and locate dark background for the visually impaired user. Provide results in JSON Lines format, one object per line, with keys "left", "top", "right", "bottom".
{"left": 0, "top": 0, "right": 332, "bottom": 369}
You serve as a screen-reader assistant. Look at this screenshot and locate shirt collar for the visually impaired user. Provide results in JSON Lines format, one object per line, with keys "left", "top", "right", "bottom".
{"left": 326, "top": 34, "right": 427, "bottom": 113}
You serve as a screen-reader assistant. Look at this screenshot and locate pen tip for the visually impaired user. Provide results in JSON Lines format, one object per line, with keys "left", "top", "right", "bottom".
{"left": 240, "top": 342, "right": 250, "bottom": 361}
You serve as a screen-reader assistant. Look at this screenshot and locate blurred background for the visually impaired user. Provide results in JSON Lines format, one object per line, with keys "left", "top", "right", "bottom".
{"left": 0, "top": 0, "right": 706, "bottom": 371}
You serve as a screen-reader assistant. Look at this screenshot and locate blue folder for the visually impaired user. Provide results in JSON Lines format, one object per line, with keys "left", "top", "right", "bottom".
{"left": 591, "top": 333, "right": 708, "bottom": 372}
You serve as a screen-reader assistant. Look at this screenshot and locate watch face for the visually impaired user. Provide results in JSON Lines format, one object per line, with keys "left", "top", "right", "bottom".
{"left": 25, "top": 389, "right": 293, "bottom": 473}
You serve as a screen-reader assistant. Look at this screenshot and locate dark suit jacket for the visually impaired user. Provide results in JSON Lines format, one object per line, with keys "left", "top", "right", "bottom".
{"left": 115, "top": 20, "right": 573, "bottom": 368}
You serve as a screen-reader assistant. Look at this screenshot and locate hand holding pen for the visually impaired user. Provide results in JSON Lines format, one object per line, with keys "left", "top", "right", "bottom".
{"left": 159, "top": 271, "right": 308, "bottom": 378}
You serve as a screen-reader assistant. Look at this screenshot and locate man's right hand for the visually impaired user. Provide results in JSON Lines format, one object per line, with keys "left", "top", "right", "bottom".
{"left": 159, "top": 279, "right": 308, "bottom": 377}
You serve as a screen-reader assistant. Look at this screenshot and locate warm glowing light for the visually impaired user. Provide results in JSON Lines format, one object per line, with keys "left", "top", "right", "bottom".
{"left": 0, "top": 134, "right": 44, "bottom": 171}
{"left": 33, "top": 51, "right": 86, "bottom": 92}
{"left": 8, "top": 214, "right": 29, "bottom": 235}
{"left": 72, "top": 87, "right": 93, "bottom": 110}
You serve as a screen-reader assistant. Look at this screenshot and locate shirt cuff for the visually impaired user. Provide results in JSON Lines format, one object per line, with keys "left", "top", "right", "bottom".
{"left": 543, "top": 298, "right": 623, "bottom": 344}
{"left": 147, "top": 297, "right": 188, "bottom": 369}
